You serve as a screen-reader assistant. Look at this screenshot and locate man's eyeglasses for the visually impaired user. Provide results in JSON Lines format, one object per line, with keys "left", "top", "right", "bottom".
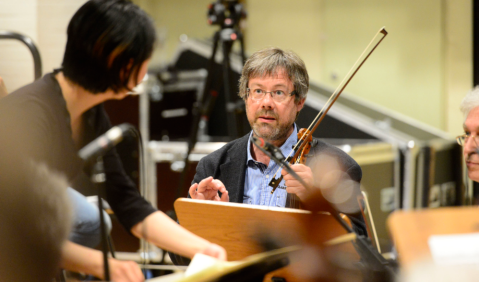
{"left": 247, "top": 88, "right": 295, "bottom": 103}
{"left": 456, "top": 133, "right": 479, "bottom": 146}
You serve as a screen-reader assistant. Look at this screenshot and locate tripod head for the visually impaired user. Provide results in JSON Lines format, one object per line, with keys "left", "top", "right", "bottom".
{"left": 207, "top": 0, "right": 247, "bottom": 29}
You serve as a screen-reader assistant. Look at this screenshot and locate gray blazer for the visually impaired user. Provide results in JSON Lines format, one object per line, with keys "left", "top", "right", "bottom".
{"left": 192, "top": 133, "right": 363, "bottom": 202}
{"left": 191, "top": 133, "right": 366, "bottom": 233}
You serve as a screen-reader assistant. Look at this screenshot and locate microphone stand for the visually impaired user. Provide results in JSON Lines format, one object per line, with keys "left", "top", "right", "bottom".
{"left": 90, "top": 156, "right": 110, "bottom": 281}
{"left": 250, "top": 136, "right": 396, "bottom": 281}
{"left": 78, "top": 123, "right": 138, "bottom": 281}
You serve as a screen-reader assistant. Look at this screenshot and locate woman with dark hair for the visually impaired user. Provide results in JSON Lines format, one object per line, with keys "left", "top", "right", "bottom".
{"left": 0, "top": 0, "right": 226, "bottom": 281}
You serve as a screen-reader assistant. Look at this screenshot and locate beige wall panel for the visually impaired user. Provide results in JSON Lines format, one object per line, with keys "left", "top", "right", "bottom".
{"left": 134, "top": 0, "right": 216, "bottom": 67}
{"left": 319, "top": 0, "right": 444, "bottom": 130}
{"left": 0, "top": 0, "right": 86, "bottom": 92}
{"left": 444, "top": 0, "right": 472, "bottom": 135}
{"left": 37, "top": 0, "right": 87, "bottom": 74}
{"left": 244, "top": 0, "right": 322, "bottom": 80}
{"left": 0, "top": 0, "right": 37, "bottom": 92}
{"left": 131, "top": 0, "right": 471, "bottom": 135}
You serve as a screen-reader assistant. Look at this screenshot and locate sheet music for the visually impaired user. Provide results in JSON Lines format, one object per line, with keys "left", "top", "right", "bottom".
{"left": 428, "top": 232, "right": 479, "bottom": 265}
{"left": 146, "top": 253, "right": 235, "bottom": 281}
{"left": 184, "top": 253, "right": 219, "bottom": 276}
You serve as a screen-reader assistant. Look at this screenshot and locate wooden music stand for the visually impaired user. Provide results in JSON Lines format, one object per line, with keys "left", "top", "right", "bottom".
{"left": 174, "top": 198, "right": 355, "bottom": 281}
{"left": 387, "top": 206, "right": 479, "bottom": 269}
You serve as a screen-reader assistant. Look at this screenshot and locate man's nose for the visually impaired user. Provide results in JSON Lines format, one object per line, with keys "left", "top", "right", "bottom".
{"left": 260, "top": 92, "right": 275, "bottom": 108}
{"left": 464, "top": 136, "right": 478, "bottom": 155}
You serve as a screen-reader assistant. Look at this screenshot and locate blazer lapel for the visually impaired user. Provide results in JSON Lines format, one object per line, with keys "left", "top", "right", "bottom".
{"left": 219, "top": 134, "right": 249, "bottom": 203}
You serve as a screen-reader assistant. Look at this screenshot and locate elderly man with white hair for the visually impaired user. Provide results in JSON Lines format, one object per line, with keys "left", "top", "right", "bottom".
{"left": 458, "top": 87, "right": 479, "bottom": 182}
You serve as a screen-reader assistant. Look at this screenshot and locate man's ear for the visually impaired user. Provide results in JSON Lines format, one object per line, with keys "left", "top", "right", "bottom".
{"left": 296, "top": 97, "right": 306, "bottom": 111}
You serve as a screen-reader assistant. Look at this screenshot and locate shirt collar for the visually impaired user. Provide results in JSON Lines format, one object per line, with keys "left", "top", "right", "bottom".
{"left": 246, "top": 123, "right": 298, "bottom": 166}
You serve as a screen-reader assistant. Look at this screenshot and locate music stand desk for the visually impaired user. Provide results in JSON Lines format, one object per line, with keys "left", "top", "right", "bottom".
{"left": 174, "top": 198, "right": 350, "bottom": 261}
{"left": 387, "top": 206, "right": 479, "bottom": 269}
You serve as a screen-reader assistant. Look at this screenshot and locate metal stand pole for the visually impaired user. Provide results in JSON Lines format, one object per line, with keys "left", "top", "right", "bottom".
{"left": 0, "top": 31, "right": 42, "bottom": 80}
{"left": 91, "top": 157, "right": 110, "bottom": 281}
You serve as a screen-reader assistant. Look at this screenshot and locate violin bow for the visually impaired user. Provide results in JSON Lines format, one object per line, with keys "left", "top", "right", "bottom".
{"left": 270, "top": 27, "right": 388, "bottom": 193}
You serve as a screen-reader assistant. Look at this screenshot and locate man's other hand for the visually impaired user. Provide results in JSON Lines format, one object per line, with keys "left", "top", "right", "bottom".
{"left": 189, "top": 176, "right": 229, "bottom": 202}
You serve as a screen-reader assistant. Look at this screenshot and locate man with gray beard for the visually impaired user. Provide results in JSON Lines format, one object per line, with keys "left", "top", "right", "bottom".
{"left": 188, "top": 47, "right": 365, "bottom": 234}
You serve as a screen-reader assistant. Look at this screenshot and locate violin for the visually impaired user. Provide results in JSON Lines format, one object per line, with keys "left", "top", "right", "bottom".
{"left": 270, "top": 27, "right": 388, "bottom": 208}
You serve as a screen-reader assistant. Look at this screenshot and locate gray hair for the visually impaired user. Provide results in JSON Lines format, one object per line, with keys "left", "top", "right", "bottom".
{"left": 238, "top": 47, "right": 309, "bottom": 103}
{"left": 460, "top": 86, "right": 479, "bottom": 118}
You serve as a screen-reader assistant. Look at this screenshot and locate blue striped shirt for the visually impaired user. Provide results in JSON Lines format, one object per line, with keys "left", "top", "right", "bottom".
{"left": 243, "top": 125, "right": 298, "bottom": 207}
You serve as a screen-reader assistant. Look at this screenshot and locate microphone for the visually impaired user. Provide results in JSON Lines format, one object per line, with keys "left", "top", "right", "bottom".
{"left": 250, "top": 135, "right": 310, "bottom": 191}
{"left": 250, "top": 136, "right": 286, "bottom": 161}
{"left": 78, "top": 123, "right": 135, "bottom": 163}
{"left": 78, "top": 123, "right": 135, "bottom": 282}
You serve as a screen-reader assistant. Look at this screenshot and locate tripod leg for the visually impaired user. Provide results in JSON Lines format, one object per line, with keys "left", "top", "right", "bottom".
{"left": 237, "top": 31, "right": 248, "bottom": 134}
{"left": 239, "top": 31, "right": 246, "bottom": 64}
{"left": 222, "top": 39, "right": 239, "bottom": 139}
{"left": 176, "top": 31, "right": 221, "bottom": 200}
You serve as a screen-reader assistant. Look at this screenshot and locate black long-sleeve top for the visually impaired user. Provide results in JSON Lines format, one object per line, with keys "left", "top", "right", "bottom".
{"left": 0, "top": 72, "right": 156, "bottom": 231}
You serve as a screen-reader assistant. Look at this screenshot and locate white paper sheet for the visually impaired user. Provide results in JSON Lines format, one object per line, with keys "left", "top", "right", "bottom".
{"left": 428, "top": 232, "right": 479, "bottom": 265}
{"left": 184, "top": 253, "right": 219, "bottom": 277}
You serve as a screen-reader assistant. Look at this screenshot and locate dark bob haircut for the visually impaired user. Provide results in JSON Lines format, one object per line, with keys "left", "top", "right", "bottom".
{"left": 62, "top": 0, "right": 156, "bottom": 94}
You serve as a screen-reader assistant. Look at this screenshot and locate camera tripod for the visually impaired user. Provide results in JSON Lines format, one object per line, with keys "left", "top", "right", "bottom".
{"left": 175, "top": 0, "right": 248, "bottom": 200}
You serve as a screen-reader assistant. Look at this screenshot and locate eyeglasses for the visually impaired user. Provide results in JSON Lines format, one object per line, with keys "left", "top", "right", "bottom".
{"left": 456, "top": 133, "right": 479, "bottom": 146}
{"left": 247, "top": 88, "right": 295, "bottom": 103}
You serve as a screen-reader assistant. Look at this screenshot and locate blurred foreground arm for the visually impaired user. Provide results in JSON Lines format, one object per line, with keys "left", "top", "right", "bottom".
{"left": 61, "top": 241, "right": 144, "bottom": 282}
{"left": 0, "top": 76, "right": 8, "bottom": 98}
{"left": 131, "top": 211, "right": 227, "bottom": 260}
